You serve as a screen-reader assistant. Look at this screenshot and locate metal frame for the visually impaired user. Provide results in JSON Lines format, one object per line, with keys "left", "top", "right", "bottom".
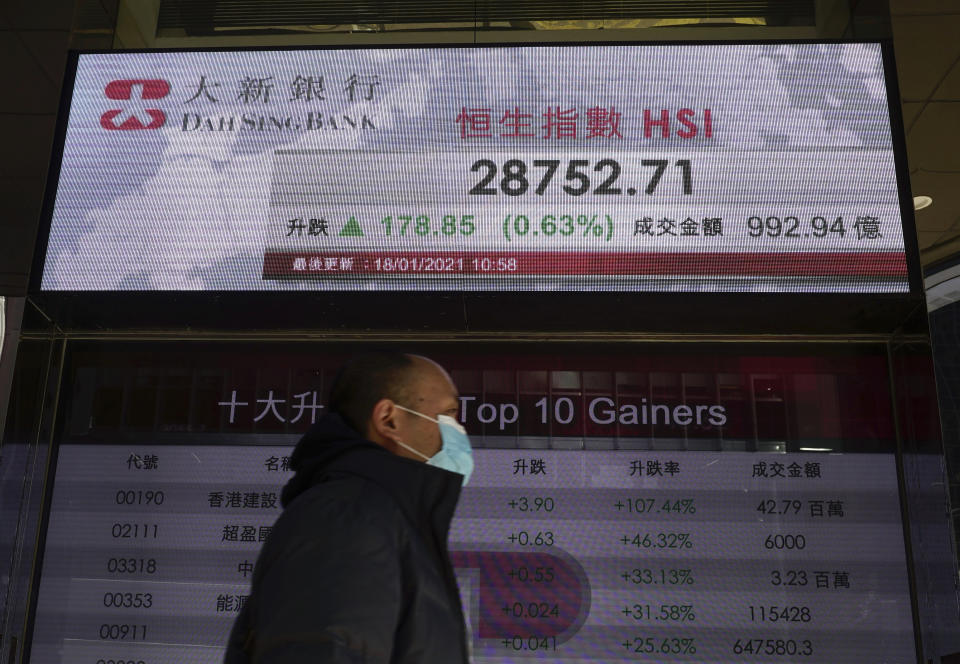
{"left": 1, "top": 334, "right": 953, "bottom": 662}
{"left": 0, "top": 337, "right": 66, "bottom": 664}
{"left": 24, "top": 39, "right": 926, "bottom": 336}
{"left": 4, "top": 28, "right": 952, "bottom": 664}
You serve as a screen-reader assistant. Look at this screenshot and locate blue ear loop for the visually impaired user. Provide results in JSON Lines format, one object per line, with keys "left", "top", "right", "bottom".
{"left": 393, "top": 406, "right": 475, "bottom": 486}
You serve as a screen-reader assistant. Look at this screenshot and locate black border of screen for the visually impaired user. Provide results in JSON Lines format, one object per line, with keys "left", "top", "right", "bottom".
{"left": 25, "top": 40, "right": 926, "bottom": 334}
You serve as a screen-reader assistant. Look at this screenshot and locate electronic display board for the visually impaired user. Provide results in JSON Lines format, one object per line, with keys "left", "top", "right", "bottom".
{"left": 37, "top": 43, "right": 910, "bottom": 293}
{"left": 31, "top": 446, "right": 913, "bottom": 663}
{"left": 24, "top": 346, "right": 922, "bottom": 662}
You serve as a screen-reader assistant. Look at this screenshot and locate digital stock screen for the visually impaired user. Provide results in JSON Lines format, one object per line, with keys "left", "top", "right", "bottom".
{"left": 25, "top": 349, "right": 922, "bottom": 663}
{"left": 38, "top": 43, "right": 909, "bottom": 293}
{"left": 31, "top": 447, "right": 913, "bottom": 663}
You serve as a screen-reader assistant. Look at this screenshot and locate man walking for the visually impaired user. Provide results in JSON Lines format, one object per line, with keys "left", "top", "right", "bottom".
{"left": 225, "top": 352, "right": 473, "bottom": 663}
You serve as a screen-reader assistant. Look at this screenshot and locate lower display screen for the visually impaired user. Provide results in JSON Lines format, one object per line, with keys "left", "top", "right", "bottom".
{"left": 22, "top": 343, "right": 926, "bottom": 662}
{"left": 30, "top": 443, "right": 915, "bottom": 663}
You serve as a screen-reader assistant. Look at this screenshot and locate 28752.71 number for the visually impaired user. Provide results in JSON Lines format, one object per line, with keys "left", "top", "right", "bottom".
{"left": 469, "top": 159, "right": 692, "bottom": 197}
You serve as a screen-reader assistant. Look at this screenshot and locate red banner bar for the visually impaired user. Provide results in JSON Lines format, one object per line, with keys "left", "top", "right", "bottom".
{"left": 262, "top": 251, "right": 908, "bottom": 278}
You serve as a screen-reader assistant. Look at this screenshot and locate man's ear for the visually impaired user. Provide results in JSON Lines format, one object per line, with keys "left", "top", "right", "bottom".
{"left": 368, "top": 398, "right": 400, "bottom": 443}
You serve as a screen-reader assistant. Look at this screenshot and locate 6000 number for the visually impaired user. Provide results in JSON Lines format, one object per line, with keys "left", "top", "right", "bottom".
{"left": 764, "top": 534, "right": 806, "bottom": 550}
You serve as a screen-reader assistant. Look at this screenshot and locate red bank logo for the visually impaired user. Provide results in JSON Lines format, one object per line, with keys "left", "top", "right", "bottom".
{"left": 100, "top": 79, "right": 170, "bottom": 130}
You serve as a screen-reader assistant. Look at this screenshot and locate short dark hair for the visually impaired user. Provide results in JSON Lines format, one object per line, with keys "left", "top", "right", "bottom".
{"left": 328, "top": 352, "right": 417, "bottom": 435}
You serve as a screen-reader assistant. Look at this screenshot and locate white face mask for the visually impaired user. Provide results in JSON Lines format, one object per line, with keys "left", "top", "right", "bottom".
{"left": 393, "top": 405, "right": 474, "bottom": 486}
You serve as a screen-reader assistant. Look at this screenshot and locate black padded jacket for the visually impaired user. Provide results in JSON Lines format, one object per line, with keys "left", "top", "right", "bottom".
{"left": 224, "top": 413, "right": 469, "bottom": 663}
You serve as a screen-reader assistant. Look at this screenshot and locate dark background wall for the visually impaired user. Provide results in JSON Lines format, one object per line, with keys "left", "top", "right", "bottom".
{"left": 0, "top": 0, "right": 118, "bottom": 295}
{"left": 929, "top": 301, "right": 960, "bottom": 537}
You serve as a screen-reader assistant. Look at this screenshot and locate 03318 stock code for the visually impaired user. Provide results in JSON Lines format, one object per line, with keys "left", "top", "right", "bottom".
{"left": 469, "top": 158, "right": 692, "bottom": 197}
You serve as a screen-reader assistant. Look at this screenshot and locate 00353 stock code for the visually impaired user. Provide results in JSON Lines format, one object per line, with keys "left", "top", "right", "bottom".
{"left": 103, "top": 592, "right": 153, "bottom": 609}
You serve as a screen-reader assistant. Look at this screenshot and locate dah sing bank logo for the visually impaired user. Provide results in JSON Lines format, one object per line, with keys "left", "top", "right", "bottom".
{"left": 99, "top": 79, "right": 170, "bottom": 130}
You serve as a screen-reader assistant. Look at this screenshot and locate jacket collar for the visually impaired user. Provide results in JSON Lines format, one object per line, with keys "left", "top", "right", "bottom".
{"left": 281, "top": 413, "right": 463, "bottom": 546}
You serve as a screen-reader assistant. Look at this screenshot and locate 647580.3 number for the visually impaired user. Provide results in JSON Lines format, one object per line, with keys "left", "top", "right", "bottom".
{"left": 732, "top": 638, "right": 813, "bottom": 657}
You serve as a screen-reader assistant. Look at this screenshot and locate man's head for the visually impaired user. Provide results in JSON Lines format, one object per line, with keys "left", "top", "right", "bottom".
{"left": 328, "top": 352, "right": 459, "bottom": 461}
